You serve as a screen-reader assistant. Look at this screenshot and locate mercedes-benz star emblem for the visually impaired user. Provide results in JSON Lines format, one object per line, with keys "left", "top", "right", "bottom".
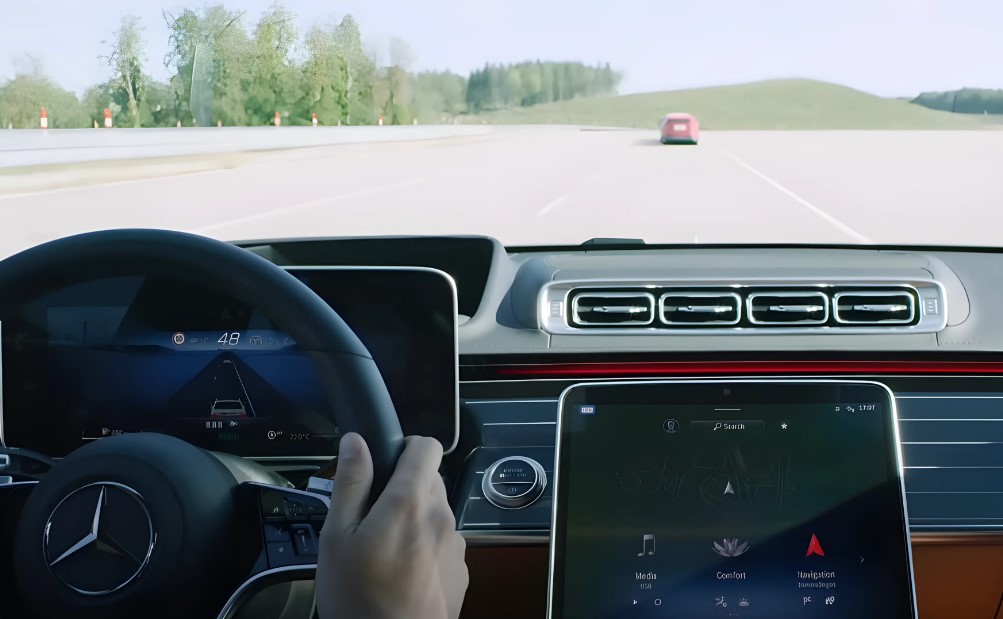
{"left": 43, "top": 482, "right": 155, "bottom": 595}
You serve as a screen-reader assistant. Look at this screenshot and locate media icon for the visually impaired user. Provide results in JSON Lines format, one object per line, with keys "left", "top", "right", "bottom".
{"left": 805, "top": 533, "right": 825, "bottom": 557}
{"left": 713, "top": 538, "right": 749, "bottom": 558}
{"left": 637, "top": 534, "right": 656, "bottom": 556}
{"left": 825, "top": 596, "right": 836, "bottom": 605}
{"left": 249, "top": 335, "right": 263, "bottom": 345}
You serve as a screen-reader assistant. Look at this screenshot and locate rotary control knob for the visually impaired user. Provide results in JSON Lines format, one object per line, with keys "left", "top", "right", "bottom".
{"left": 481, "top": 456, "right": 547, "bottom": 509}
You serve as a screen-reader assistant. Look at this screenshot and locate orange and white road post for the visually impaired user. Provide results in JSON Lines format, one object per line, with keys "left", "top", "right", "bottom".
{"left": 40, "top": 107, "right": 48, "bottom": 129}
{"left": 217, "top": 120, "right": 222, "bottom": 128}
{"left": 274, "top": 111, "right": 281, "bottom": 127}
{"left": 378, "top": 115, "right": 384, "bottom": 126}
{"left": 312, "top": 113, "right": 318, "bottom": 127}
{"left": 104, "top": 109, "right": 112, "bottom": 128}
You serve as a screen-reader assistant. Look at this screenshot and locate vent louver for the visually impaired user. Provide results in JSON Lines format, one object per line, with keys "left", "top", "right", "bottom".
{"left": 834, "top": 291, "right": 916, "bottom": 325}
{"left": 551, "top": 283, "right": 939, "bottom": 334}
{"left": 747, "top": 292, "right": 828, "bottom": 325}
{"left": 570, "top": 292, "right": 655, "bottom": 327}
{"left": 661, "top": 292, "right": 741, "bottom": 326}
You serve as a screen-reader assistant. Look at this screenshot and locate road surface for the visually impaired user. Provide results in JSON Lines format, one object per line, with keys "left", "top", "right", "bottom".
{"left": 1, "top": 126, "right": 1001, "bottom": 256}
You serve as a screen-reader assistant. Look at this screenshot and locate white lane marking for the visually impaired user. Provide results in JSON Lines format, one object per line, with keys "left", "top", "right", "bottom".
{"left": 194, "top": 177, "right": 424, "bottom": 233}
{"left": 537, "top": 194, "right": 567, "bottom": 216}
{"left": 715, "top": 145, "right": 873, "bottom": 244}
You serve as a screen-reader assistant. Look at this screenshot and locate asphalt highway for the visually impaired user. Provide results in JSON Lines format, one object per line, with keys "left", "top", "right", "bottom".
{"left": 2, "top": 126, "right": 1001, "bottom": 256}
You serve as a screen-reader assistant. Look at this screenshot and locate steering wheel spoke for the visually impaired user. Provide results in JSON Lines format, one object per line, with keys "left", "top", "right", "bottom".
{"left": 215, "top": 482, "right": 330, "bottom": 618}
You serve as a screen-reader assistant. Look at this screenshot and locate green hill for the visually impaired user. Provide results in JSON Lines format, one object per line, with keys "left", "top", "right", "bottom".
{"left": 458, "top": 79, "right": 1003, "bottom": 130}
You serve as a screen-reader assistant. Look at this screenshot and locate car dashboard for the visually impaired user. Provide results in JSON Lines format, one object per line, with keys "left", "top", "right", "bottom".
{"left": 3, "top": 234, "right": 1003, "bottom": 619}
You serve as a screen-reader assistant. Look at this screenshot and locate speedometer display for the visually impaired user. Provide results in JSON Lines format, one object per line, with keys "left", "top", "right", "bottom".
{"left": 1, "top": 267, "right": 459, "bottom": 458}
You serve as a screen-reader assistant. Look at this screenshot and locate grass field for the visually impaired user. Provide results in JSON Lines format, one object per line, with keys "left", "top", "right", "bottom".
{"left": 459, "top": 79, "right": 1003, "bottom": 130}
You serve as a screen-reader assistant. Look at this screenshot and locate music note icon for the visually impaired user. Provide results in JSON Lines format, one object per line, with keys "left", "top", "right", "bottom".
{"left": 638, "top": 534, "right": 656, "bottom": 556}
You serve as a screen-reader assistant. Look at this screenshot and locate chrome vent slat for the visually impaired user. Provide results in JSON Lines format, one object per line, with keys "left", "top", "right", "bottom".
{"left": 765, "top": 304, "right": 825, "bottom": 313}
{"left": 590, "top": 306, "right": 649, "bottom": 314}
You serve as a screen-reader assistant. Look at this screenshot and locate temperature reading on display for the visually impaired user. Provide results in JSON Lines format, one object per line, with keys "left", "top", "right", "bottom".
{"left": 218, "top": 332, "right": 241, "bottom": 346}
{"left": 859, "top": 403, "right": 878, "bottom": 412}
{"left": 288, "top": 433, "right": 312, "bottom": 441}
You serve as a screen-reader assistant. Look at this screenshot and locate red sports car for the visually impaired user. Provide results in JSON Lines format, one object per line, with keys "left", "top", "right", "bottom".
{"left": 660, "top": 112, "right": 699, "bottom": 144}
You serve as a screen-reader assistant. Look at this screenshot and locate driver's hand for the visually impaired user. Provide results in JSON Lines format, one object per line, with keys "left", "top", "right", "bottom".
{"left": 316, "top": 433, "right": 469, "bottom": 619}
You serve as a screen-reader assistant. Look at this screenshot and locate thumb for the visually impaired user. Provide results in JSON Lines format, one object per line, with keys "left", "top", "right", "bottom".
{"left": 327, "top": 432, "right": 373, "bottom": 535}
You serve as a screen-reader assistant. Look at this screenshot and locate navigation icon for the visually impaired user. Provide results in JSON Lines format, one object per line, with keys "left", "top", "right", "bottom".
{"left": 723, "top": 481, "right": 735, "bottom": 495}
{"left": 805, "top": 533, "right": 825, "bottom": 557}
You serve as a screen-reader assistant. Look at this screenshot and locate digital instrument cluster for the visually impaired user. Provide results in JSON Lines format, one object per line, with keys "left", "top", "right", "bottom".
{"left": 1, "top": 267, "right": 459, "bottom": 458}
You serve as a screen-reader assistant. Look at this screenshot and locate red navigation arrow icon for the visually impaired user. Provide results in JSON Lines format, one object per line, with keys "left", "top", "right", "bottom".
{"left": 806, "top": 533, "right": 825, "bottom": 557}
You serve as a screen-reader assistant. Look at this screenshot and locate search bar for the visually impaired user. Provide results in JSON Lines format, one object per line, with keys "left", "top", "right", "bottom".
{"left": 690, "top": 420, "right": 766, "bottom": 433}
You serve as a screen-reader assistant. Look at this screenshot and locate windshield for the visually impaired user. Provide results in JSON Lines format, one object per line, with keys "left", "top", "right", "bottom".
{"left": 2, "top": 1, "right": 1001, "bottom": 253}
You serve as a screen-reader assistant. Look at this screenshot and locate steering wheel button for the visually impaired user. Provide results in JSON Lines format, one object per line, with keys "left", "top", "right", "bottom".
{"left": 283, "top": 498, "right": 308, "bottom": 521}
{"left": 260, "top": 491, "right": 286, "bottom": 518}
{"left": 291, "top": 524, "right": 319, "bottom": 555}
{"left": 266, "top": 540, "right": 300, "bottom": 567}
{"left": 263, "top": 523, "right": 291, "bottom": 544}
{"left": 307, "top": 502, "right": 329, "bottom": 517}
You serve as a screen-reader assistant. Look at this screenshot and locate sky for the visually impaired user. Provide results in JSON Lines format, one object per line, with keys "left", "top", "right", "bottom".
{"left": 1, "top": 0, "right": 1001, "bottom": 98}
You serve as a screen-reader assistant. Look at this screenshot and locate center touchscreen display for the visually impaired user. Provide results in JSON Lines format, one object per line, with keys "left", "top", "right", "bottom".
{"left": 551, "top": 381, "right": 916, "bottom": 619}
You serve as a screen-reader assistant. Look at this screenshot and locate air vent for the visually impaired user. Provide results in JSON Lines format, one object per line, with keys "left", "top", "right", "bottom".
{"left": 570, "top": 292, "right": 655, "bottom": 327}
{"left": 661, "top": 292, "right": 741, "bottom": 326}
{"left": 748, "top": 291, "right": 828, "bottom": 325}
{"left": 834, "top": 291, "right": 916, "bottom": 325}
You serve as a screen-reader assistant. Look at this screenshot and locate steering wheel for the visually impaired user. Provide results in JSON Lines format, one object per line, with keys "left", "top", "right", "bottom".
{"left": 0, "top": 230, "right": 405, "bottom": 618}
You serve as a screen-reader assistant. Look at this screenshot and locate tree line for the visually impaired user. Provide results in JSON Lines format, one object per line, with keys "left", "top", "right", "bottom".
{"left": 911, "top": 88, "right": 1003, "bottom": 116}
{"left": 0, "top": 4, "right": 622, "bottom": 129}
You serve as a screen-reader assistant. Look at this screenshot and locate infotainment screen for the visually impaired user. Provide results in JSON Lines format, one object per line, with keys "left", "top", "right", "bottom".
{"left": 0, "top": 266, "right": 458, "bottom": 457}
{"left": 551, "top": 380, "right": 916, "bottom": 619}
